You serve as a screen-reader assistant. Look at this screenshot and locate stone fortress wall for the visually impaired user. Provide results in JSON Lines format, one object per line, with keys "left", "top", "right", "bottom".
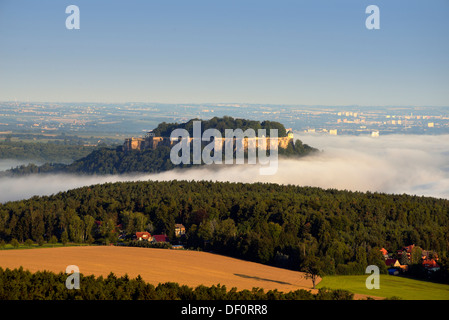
{"left": 123, "top": 131, "right": 294, "bottom": 152}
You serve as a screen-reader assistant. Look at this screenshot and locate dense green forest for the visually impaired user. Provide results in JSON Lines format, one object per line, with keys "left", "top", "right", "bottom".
{"left": 0, "top": 267, "right": 354, "bottom": 300}
{"left": 1, "top": 180, "right": 448, "bottom": 278}
{"left": 152, "top": 116, "right": 289, "bottom": 137}
{"left": 0, "top": 140, "right": 99, "bottom": 163}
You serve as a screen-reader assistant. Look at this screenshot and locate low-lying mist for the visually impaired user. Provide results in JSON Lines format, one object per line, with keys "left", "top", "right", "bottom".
{"left": 1, "top": 134, "right": 449, "bottom": 203}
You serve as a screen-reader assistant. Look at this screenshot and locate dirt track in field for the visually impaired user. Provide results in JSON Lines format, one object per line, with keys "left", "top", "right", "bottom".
{"left": 0, "top": 246, "right": 316, "bottom": 292}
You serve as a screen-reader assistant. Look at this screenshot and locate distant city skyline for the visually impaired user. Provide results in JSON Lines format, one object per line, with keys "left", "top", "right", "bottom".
{"left": 0, "top": 0, "right": 448, "bottom": 106}
{"left": 2, "top": 101, "right": 449, "bottom": 109}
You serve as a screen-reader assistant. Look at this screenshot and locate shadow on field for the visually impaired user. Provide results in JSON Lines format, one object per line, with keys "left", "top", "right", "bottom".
{"left": 234, "top": 273, "right": 291, "bottom": 285}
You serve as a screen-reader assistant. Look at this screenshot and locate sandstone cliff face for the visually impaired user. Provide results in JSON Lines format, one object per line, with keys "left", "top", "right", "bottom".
{"left": 124, "top": 135, "right": 293, "bottom": 152}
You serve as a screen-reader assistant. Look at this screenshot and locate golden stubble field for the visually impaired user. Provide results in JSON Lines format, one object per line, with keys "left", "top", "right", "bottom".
{"left": 0, "top": 246, "right": 317, "bottom": 293}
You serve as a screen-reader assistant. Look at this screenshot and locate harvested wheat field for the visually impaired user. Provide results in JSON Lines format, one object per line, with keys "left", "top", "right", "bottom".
{"left": 0, "top": 246, "right": 317, "bottom": 293}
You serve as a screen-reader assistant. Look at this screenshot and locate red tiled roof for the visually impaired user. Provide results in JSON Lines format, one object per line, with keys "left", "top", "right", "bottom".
{"left": 153, "top": 235, "right": 169, "bottom": 242}
{"left": 136, "top": 232, "right": 151, "bottom": 239}
{"left": 422, "top": 259, "right": 439, "bottom": 268}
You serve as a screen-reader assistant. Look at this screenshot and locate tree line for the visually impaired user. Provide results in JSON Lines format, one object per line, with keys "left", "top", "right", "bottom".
{"left": 0, "top": 267, "right": 355, "bottom": 300}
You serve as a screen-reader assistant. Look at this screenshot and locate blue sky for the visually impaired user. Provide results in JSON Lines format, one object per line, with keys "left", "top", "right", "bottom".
{"left": 0, "top": 0, "right": 448, "bottom": 106}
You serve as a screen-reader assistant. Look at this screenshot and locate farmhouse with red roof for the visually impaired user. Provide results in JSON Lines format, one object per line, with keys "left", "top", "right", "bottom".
{"left": 135, "top": 232, "right": 153, "bottom": 241}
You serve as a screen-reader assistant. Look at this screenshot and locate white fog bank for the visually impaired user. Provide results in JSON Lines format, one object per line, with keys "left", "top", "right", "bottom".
{"left": 1, "top": 134, "right": 449, "bottom": 203}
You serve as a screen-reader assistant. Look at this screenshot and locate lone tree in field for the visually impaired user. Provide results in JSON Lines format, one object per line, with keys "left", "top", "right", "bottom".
{"left": 302, "top": 256, "right": 323, "bottom": 289}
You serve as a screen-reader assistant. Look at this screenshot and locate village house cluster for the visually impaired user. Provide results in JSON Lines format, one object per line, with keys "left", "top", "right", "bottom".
{"left": 132, "top": 224, "right": 186, "bottom": 248}
{"left": 381, "top": 244, "right": 440, "bottom": 275}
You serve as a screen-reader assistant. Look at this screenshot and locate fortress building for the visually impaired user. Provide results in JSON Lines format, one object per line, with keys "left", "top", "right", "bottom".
{"left": 123, "top": 130, "right": 294, "bottom": 152}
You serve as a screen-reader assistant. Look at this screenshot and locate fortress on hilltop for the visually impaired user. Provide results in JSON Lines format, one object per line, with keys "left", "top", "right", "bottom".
{"left": 123, "top": 130, "right": 294, "bottom": 152}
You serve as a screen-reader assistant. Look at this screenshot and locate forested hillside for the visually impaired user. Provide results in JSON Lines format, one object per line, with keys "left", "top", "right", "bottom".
{"left": 6, "top": 140, "right": 316, "bottom": 175}
{"left": 2, "top": 116, "right": 317, "bottom": 175}
{"left": 62, "top": 137, "right": 314, "bottom": 174}
{"left": 1, "top": 180, "right": 448, "bottom": 277}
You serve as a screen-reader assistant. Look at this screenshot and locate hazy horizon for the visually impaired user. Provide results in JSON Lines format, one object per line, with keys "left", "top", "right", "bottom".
{"left": 2, "top": 100, "right": 449, "bottom": 109}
